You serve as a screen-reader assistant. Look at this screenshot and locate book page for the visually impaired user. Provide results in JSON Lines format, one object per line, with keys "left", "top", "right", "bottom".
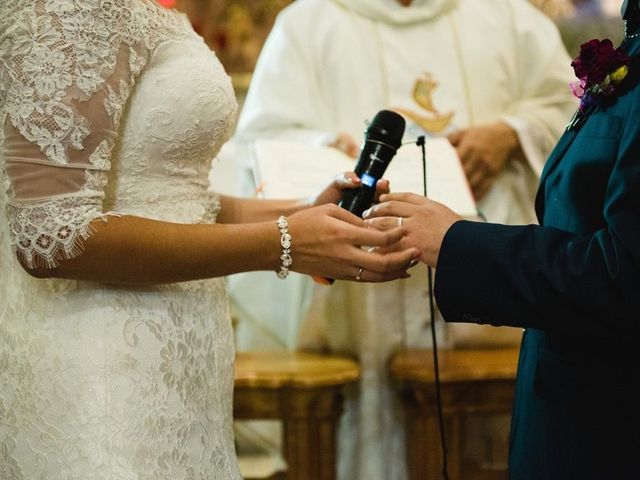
{"left": 252, "top": 138, "right": 477, "bottom": 218}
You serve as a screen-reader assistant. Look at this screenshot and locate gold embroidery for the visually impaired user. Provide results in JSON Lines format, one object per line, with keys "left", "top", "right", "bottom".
{"left": 394, "top": 73, "right": 454, "bottom": 133}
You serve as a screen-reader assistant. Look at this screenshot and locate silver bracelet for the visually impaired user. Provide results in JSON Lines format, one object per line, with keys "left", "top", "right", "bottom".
{"left": 276, "top": 216, "right": 292, "bottom": 279}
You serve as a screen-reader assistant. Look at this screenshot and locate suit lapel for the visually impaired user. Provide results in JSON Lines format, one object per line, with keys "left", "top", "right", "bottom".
{"left": 536, "top": 37, "right": 640, "bottom": 219}
{"left": 539, "top": 127, "right": 579, "bottom": 185}
{"left": 535, "top": 127, "right": 579, "bottom": 218}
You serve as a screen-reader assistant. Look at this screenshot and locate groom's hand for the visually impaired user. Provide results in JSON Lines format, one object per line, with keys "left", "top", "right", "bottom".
{"left": 363, "top": 193, "right": 461, "bottom": 267}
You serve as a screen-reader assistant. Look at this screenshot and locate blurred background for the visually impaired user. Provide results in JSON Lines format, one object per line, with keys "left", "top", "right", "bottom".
{"left": 161, "top": 0, "right": 625, "bottom": 101}
{"left": 152, "top": 2, "right": 629, "bottom": 479}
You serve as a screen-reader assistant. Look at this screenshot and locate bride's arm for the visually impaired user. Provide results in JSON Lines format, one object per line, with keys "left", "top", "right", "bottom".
{"left": 216, "top": 196, "right": 302, "bottom": 224}
{"left": 215, "top": 172, "right": 372, "bottom": 224}
{"left": 3, "top": 5, "right": 417, "bottom": 285}
{"left": 26, "top": 204, "right": 416, "bottom": 285}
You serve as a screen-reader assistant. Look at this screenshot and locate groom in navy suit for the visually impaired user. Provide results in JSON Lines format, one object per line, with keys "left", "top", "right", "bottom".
{"left": 363, "top": 2, "right": 640, "bottom": 478}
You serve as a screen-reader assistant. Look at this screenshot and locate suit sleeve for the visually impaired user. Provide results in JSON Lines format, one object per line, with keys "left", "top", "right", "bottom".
{"left": 435, "top": 87, "right": 640, "bottom": 340}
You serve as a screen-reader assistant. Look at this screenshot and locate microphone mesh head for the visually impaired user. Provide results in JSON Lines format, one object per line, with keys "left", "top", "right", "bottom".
{"left": 366, "top": 110, "right": 406, "bottom": 150}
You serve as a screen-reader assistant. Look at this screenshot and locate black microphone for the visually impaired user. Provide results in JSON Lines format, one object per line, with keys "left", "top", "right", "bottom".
{"left": 339, "top": 110, "right": 406, "bottom": 217}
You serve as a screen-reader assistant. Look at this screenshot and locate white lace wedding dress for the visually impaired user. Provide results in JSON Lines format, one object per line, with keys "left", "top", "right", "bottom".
{"left": 0, "top": 1, "right": 241, "bottom": 478}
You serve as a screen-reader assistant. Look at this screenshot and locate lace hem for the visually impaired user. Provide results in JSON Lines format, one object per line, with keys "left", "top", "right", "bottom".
{"left": 8, "top": 193, "right": 221, "bottom": 269}
{"left": 7, "top": 197, "right": 106, "bottom": 269}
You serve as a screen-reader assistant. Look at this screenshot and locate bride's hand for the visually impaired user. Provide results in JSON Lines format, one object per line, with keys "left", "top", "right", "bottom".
{"left": 307, "top": 172, "right": 390, "bottom": 207}
{"left": 287, "top": 203, "right": 419, "bottom": 282}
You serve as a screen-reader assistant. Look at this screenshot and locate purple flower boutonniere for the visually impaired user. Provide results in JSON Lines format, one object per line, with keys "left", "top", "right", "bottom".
{"left": 567, "top": 39, "right": 630, "bottom": 130}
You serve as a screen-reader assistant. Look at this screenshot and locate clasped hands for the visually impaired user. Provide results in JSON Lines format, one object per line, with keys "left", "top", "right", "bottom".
{"left": 286, "top": 172, "right": 460, "bottom": 283}
{"left": 304, "top": 121, "right": 520, "bottom": 281}
{"left": 363, "top": 193, "right": 462, "bottom": 268}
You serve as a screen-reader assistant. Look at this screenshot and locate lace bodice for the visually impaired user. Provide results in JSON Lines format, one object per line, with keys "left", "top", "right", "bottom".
{"left": 1, "top": 0, "right": 237, "bottom": 267}
{"left": 0, "top": 1, "right": 241, "bottom": 478}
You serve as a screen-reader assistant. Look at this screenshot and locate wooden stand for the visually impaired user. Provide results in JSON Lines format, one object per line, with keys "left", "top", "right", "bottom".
{"left": 234, "top": 352, "right": 360, "bottom": 480}
{"left": 390, "top": 348, "right": 520, "bottom": 480}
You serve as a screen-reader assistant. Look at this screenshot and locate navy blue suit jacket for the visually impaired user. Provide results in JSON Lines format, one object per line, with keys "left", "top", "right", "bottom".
{"left": 435, "top": 37, "right": 640, "bottom": 479}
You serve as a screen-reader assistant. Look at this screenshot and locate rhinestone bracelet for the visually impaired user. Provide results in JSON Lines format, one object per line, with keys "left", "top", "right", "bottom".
{"left": 276, "top": 216, "right": 292, "bottom": 279}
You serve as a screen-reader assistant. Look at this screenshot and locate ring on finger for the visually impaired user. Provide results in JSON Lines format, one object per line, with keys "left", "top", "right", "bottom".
{"left": 396, "top": 217, "right": 404, "bottom": 227}
{"left": 355, "top": 266, "right": 364, "bottom": 281}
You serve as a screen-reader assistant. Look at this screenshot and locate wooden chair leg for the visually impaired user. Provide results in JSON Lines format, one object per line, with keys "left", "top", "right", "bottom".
{"left": 282, "top": 386, "right": 344, "bottom": 480}
{"left": 392, "top": 349, "right": 518, "bottom": 480}
{"left": 403, "top": 390, "right": 464, "bottom": 480}
{"left": 447, "top": 414, "right": 463, "bottom": 480}
{"left": 407, "top": 415, "right": 440, "bottom": 480}
{"left": 234, "top": 353, "right": 359, "bottom": 480}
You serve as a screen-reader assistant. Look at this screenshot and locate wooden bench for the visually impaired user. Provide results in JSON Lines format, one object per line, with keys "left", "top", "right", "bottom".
{"left": 234, "top": 351, "right": 360, "bottom": 480}
{"left": 390, "top": 347, "right": 520, "bottom": 480}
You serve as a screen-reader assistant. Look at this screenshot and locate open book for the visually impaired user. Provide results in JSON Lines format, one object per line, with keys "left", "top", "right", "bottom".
{"left": 252, "top": 138, "right": 477, "bottom": 218}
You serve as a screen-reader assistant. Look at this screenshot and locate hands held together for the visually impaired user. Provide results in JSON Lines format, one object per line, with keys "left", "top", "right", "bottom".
{"left": 254, "top": 120, "right": 523, "bottom": 283}
{"left": 363, "top": 193, "right": 461, "bottom": 268}
{"left": 286, "top": 172, "right": 419, "bottom": 282}
{"left": 286, "top": 173, "right": 461, "bottom": 283}
{"left": 287, "top": 203, "right": 419, "bottom": 282}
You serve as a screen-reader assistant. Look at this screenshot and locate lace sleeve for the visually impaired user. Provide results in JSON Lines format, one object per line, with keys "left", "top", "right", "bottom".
{"left": 0, "top": 1, "right": 184, "bottom": 268}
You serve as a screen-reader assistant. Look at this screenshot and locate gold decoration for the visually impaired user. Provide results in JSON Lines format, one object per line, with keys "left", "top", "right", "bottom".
{"left": 394, "top": 73, "right": 455, "bottom": 133}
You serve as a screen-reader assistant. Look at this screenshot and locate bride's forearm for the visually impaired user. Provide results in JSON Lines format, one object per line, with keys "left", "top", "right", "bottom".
{"left": 23, "top": 203, "right": 420, "bottom": 285}
{"left": 216, "top": 170, "right": 364, "bottom": 224}
{"left": 25, "top": 215, "right": 281, "bottom": 285}
{"left": 216, "top": 195, "right": 306, "bottom": 224}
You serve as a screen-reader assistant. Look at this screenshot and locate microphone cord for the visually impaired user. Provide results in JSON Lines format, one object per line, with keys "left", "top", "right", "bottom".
{"left": 417, "top": 135, "right": 450, "bottom": 480}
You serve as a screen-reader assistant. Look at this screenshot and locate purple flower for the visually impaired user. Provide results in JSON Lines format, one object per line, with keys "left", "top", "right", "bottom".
{"left": 567, "top": 38, "right": 632, "bottom": 131}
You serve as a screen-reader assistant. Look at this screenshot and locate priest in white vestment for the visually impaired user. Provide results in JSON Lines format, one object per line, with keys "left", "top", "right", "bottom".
{"left": 230, "top": 0, "right": 577, "bottom": 478}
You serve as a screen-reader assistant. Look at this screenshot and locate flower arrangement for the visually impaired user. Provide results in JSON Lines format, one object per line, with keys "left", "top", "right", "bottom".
{"left": 567, "top": 39, "right": 630, "bottom": 130}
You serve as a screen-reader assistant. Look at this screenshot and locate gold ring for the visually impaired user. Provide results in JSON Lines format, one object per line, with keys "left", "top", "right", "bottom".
{"left": 355, "top": 266, "right": 364, "bottom": 281}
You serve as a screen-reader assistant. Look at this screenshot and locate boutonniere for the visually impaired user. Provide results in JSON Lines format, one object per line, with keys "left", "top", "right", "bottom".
{"left": 567, "top": 39, "right": 630, "bottom": 131}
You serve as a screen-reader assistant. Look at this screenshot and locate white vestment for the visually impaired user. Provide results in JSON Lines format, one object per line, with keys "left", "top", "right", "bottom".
{"left": 230, "top": 0, "right": 577, "bottom": 478}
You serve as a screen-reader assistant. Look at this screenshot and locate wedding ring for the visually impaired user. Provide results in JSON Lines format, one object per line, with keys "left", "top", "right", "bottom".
{"left": 396, "top": 217, "right": 404, "bottom": 227}
{"left": 355, "top": 266, "right": 364, "bottom": 281}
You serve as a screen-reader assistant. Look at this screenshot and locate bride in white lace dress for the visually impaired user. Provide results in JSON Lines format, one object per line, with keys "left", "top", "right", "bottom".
{"left": 0, "top": 1, "right": 419, "bottom": 478}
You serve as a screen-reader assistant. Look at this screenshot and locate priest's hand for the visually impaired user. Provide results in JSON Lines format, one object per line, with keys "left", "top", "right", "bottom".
{"left": 447, "top": 122, "right": 523, "bottom": 200}
{"left": 327, "top": 132, "right": 359, "bottom": 158}
{"left": 363, "top": 193, "right": 461, "bottom": 268}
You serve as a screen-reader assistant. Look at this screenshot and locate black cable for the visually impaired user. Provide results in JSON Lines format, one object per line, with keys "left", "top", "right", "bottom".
{"left": 417, "top": 135, "right": 450, "bottom": 480}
